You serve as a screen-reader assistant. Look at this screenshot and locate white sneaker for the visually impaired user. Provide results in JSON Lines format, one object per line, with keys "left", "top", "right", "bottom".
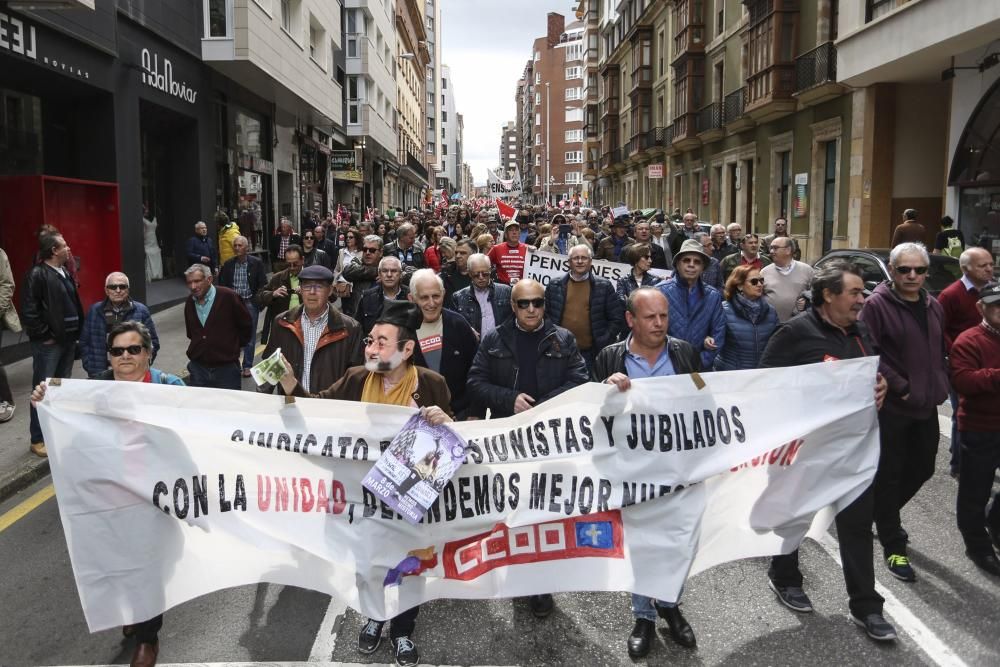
{"left": 0, "top": 402, "right": 14, "bottom": 423}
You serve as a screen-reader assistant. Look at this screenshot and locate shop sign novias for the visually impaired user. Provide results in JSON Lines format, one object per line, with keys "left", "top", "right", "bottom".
{"left": 140, "top": 48, "right": 198, "bottom": 104}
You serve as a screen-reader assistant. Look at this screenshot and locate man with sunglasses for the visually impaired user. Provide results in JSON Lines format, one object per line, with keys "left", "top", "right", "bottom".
{"left": 261, "top": 264, "right": 362, "bottom": 396}
{"left": 761, "top": 236, "right": 815, "bottom": 322}
{"left": 859, "top": 242, "right": 949, "bottom": 583}
{"left": 33, "top": 320, "right": 183, "bottom": 667}
{"left": 275, "top": 300, "right": 451, "bottom": 667}
{"left": 452, "top": 253, "right": 512, "bottom": 339}
{"left": 467, "top": 278, "right": 588, "bottom": 618}
{"left": 80, "top": 272, "right": 160, "bottom": 379}
{"left": 342, "top": 236, "right": 384, "bottom": 315}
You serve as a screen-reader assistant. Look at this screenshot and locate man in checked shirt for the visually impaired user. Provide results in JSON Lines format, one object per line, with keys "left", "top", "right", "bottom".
{"left": 260, "top": 264, "right": 363, "bottom": 395}
{"left": 219, "top": 236, "right": 268, "bottom": 377}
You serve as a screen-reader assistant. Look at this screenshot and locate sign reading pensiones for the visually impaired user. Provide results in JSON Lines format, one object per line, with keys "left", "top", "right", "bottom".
{"left": 523, "top": 249, "right": 671, "bottom": 286}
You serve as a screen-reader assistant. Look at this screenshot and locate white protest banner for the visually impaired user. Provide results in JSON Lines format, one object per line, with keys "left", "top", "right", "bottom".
{"left": 522, "top": 248, "right": 670, "bottom": 286}
{"left": 487, "top": 168, "right": 522, "bottom": 200}
{"left": 38, "top": 358, "right": 879, "bottom": 632}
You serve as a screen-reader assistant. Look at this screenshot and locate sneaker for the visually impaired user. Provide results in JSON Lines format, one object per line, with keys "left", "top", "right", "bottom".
{"left": 851, "top": 612, "right": 897, "bottom": 641}
{"left": 391, "top": 635, "right": 419, "bottom": 667}
{"left": 768, "top": 579, "right": 813, "bottom": 613}
{"left": 29, "top": 441, "right": 47, "bottom": 458}
{"left": 886, "top": 554, "right": 916, "bottom": 582}
{"left": 357, "top": 618, "right": 384, "bottom": 654}
{"left": 0, "top": 401, "right": 14, "bottom": 422}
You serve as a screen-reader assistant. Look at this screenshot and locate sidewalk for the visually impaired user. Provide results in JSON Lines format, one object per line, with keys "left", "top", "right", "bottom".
{"left": 0, "top": 302, "right": 264, "bottom": 502}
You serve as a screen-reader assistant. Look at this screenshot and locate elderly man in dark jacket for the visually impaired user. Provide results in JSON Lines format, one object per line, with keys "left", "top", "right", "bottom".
{"left": 258, "top": 245, "right": 304, "bottom": 345}
{"left": 545, "top": 245, "right": 624, "bottom": 369}
{"left": 340, "top": 235, "right": 383, "bottom": 315}
{"left": 80, "top": 272, "right": 160, "bottom": 378}
{"left": 451, "top": 253, "right": 513, "bottom": 338}
{"left": 858, "top": 242, "right": 949, "bottom": 583}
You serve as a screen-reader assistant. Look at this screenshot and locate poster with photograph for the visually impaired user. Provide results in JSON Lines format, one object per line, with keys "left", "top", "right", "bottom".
{"left": 362, "top": 414, "right": 467, "bottom": 524}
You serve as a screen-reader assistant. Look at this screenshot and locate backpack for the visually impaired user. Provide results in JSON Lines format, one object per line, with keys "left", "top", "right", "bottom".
{"left": 942, "top": 234, "right": 963, "bottom": 258}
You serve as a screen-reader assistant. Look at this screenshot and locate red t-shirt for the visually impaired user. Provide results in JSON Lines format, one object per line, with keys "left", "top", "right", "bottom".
{"left": 488, "top": 243, "right": 528, "bottom": 284}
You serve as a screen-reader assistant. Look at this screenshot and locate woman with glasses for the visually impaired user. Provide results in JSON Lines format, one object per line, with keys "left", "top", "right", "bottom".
{"left": 714, "top": 265, "right": 778, "bottom": 371}
{"left": 301, "top": 229, "right": 333, "bottom": 269}
{"left": 334, "top": 228, "right": 363, "bottom": 278}
{"left": 615, "top": 243, "right": 660, "bottom": 304}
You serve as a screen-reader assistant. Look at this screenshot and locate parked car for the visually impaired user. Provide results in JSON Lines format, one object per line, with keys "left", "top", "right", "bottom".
{"left": 813, "top": 248, "right": 961, "bottom": 297}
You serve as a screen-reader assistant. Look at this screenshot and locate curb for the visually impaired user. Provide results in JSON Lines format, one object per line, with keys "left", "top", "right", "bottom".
{"left": 0, "top": 457, "right": 51, "bottom": 504}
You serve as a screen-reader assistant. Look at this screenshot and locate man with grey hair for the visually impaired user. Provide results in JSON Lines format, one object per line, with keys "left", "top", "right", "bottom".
{"left": 183, "top": 263, "right": 251, "bottom": 390}
{"left": 408, "top": 268, "right": 478, "bottom": 419}
{"left": 761, "top": 234, "right": 815, "bottom": 322}
{"left": 452, "top": 253, "right": 512, "bottom": 338}
{"left": 186, "top": 221, "right": 217, "bottom": 273}
{"left": 80, "top": 271, "right": 160, "bottom": 378}
{"left": 859, "top": 242, "right": 948, "bottom": 582}
{"left": 219, "top": 236, "right": 268, "bottom": 376}
{"left": 545, "top": 244, "right": 624, "bottom": 369}
{"left": 356, "top": 256, "right": 408, "bottom": 334}
{"left": 383, "top": 222, "right": 425, "bottom": 277}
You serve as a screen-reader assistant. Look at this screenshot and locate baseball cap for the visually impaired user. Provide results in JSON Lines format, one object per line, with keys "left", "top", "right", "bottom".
{"left": 504, "top": 219, "right": 521, "bottom": 229}
{"left": 980, "top": 283, "right": 1000, "bottom": 305}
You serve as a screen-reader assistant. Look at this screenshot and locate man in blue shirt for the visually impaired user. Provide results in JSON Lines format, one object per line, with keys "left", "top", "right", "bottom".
{"left": 591, "top": 287, "right": 700, "bottom": 659}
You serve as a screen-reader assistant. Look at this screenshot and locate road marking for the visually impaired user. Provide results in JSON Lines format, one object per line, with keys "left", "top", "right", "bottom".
{"left": 938, "top": 414, "right": 950, "bottom": 438}
{"left": 814, "top": 531, "right": 968, "bottom": 667}
{"left": 60, "top": 662, "right": 510, "bottom": 666}
{"left": 308, "top": 595, "right": 349, "bottom": 662}
{"left": 0, "top": 484, "right": 55, "bottom": 534}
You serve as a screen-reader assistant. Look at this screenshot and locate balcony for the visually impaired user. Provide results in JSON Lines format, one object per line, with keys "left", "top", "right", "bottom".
{"left": 745, "top": 65, "right": 797, "bottom": 123}
{"left": 601, "top": 148, "right": 623, "bottom": 171}
{"left": 671, "top": 115, "right": 701, "bottom": 152}
{"left": 584, "top": 158, "right": 598, "bottom": 178}
{"left": 722, "top": 87, "right": 755, "bottom": 133}
{"left": 695, "top": 102, "right": 723, "bottom": 142}
{"left": 794, "top": 42, "right": 846, "bottom": 108}
{"left": 644, "top": 126, "right": 669, "bottom": 153}
{"left": 405, "top": 151, "right": 429, "bottom": 182}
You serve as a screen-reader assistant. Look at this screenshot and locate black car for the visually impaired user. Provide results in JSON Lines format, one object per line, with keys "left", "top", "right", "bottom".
{"left": 813, "top": 248, "right": 961, "bottom": 297}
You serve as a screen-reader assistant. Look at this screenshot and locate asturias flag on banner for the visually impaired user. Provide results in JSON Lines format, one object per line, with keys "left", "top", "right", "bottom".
{"left": 496, "top": 199, "right": 517, "bottom": 221}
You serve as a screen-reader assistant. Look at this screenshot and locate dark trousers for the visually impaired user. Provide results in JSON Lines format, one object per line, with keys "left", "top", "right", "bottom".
{"left": 389, "top": 605, "right": 419, "bottom": 639}
{"left": 133, "top": 614, "right": 163, "bottom": 643}
{"left": 956, "top": 431, "right": 1000, "bottom": 556}
{"left": 186, "top": 360, "right": 241, "bottom": 390}
{"left": 0, "top": 331, "right": 13, "bottom": 404}
{"left": 29, "top": 339, "right": 76, "bottom": 442}
{"left": 769, "top": 484, "right": 884, "bottom": 618}
{"left": 949, "top": 387, "right": 962, "bottom": 474}
{"left": 241, "top": 298, "right": 259, "bottom": 370}
{"left": 874, "top": 410, "right": 939, "bottom": 556}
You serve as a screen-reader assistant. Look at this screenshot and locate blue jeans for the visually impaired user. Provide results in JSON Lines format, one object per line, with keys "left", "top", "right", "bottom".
{"left": 631, "top": 594, "right": 679, "bottom": 621}
{"left": 241, "top": 298, "right": 259, "bottom": 370}
{"left": 29, "top": 340, "right": 76, "bottom": 443}
{"left": 186, "top": 360, "right": 241, "bottom": 390}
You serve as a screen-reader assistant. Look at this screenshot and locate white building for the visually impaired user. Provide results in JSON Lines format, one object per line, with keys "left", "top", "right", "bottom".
{"left": 425, "top": 0, "right": 442, "bottom": 183}
{"left": 437, "top": 64, "right": 458, "bottom": 191}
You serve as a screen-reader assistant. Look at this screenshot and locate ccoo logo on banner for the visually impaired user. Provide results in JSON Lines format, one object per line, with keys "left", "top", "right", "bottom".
{"left": 488, "top": 167, "right": 523, "bottom": 199}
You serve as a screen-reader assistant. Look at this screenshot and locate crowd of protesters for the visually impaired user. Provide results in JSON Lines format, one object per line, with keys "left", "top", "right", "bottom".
{"left": 6, "top": 198, "right": 1000, "bottom": 667}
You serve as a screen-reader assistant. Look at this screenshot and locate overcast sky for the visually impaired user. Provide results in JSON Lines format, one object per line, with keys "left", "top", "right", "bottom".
{"left": 442, "top": 0, "right": 579, "bottom": 187}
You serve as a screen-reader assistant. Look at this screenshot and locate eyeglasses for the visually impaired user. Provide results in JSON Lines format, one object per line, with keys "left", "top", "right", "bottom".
{"left": 515, "top": 298, "right": 545, "bottom": 309}
{"left": 747, "top": 278, "right": 765, "bottom": 286}
{"left": 470, "top": 271, "right": 491, "bottom": 278}
{"left": 894, "top": 265, "right": 928, "bottom": 275}
{"left": 363, "top": 247, "right": 379, "bottom": 253}
{"left": 300, "top": 283, "right": 329, "bottom": 292}
{"left": 108, "top": 345, "right": 144, "bottom": 357}
{"left": 768, "top": 245, "right": 788, "bottom": 251}
{"left": 362, "top": 336, "right": 400, "bottom": 350}
{"left": 106, "top": 284, "right": 129, "bottom": 291}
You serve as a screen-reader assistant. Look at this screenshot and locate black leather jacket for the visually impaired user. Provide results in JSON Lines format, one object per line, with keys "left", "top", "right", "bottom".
{"left": 451, "top": 282, "right": 513, "bottom": 334}
{"left": 468, "top": 319, "right": 588, "bottom": 418}
{"left": 21, "top": 263, "right": 84, "bottom": 343}
{"left": 591, "top": 336, "right": 701, "bottom": 381}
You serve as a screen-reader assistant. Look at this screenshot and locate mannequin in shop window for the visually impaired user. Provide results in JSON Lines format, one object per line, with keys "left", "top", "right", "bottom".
{"left": 143, "top": 203, "right": 163, "bottom": 281}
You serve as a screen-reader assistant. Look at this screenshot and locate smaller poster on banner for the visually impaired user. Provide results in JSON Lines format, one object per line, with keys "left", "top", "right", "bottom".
{"left": 612, "top": 205, "right": 630, "bottom": 218}
{"left": 648, "top": 164, "right": 663, "bottom": 179}
{"left": 362, "top": 414, "right": 467, "bottom": 525}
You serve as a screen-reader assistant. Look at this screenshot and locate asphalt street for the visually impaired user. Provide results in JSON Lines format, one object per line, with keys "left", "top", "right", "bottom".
{"left": 0, "top": 419, "right": 997, "bottom": 667}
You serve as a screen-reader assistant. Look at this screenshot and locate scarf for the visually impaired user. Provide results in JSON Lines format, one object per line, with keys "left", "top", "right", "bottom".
{"left": 734, "top": 292, "right": 764, "bottom": 323}
{"left": 360, "top": 363, "right": 418, "bottom": 406}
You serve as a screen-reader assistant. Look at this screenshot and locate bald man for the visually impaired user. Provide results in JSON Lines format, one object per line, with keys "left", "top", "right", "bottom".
{"left": 80, "top": 272, "right": 160, "bottom": 377}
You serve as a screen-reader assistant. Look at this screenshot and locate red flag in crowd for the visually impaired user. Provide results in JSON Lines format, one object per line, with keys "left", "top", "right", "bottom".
{"left": 496, "top": 198, "right": 516, "bottom": 221}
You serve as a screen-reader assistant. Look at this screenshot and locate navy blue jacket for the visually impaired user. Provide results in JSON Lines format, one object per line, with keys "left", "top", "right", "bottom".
{"left": 185, "top": 235, "right": 218, "bottom": 272}
{"left": 713, "top": 298, "right": 778, "bottom": 371}
{"left": 451, "top": 282, "right": 513, "bottom": 334}
{"left": 468, "top": 319, "right": 588, "bottom": 418}
{"left": 80, "top": 299, "right": 160, "bottom": 377}
{"left": 411, "top": 309, "right": 479, "bottom": 418}
{"left": 657, "top": 277, "right": 726, "bottom": 368}
{"left": 544, "top": 273, "right": 624, "bottom": 352}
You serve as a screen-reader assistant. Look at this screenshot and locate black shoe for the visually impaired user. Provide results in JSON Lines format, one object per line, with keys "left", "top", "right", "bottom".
{"left": 968, "top": 550, "right": 1000, "bottom": 577}
{"left": 886, "top": 554, "right": 917, "bottom": 582}
{"left": 529, "top": 593, "right": 554, "bottom": 618}
{"left": 851, "top": 612, "right": 897, "bottom": 641}
{"left": 656, "top": 605, "right": 696, "bottom": 648}
{"left": 987, "top": 525, "right": 1000, "bottom": 552}
{"left": 357, "top": 618, "right": 384, "bottom": 654}
{"left": 768, "top": 579, "right": 814, "bottom": 613}
{"left": 627, "top": 618, "right": 655, "bottom": 658}
{"left": 391, "top": 635, "right": 419, "bottom": 667}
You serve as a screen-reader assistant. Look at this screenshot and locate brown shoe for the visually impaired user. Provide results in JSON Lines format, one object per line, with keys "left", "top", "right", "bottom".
{"left": 130, "top": 641, "right": 158, "bottom": 667}
{"left": 29, "top": 442, "right": 47, "bottom": 458}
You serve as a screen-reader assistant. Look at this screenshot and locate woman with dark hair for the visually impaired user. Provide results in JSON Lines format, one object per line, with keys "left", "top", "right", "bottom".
{"left": 456, "top": 208, "right": 471, "bottom": 229}
{"left": 714, "top": 264, "right": 778, "bottom": 371}
{"left": 615, "top": 243, "right": 659, "bottom": 304}
{"left": 376, "top": 222, "right": 389, "bottom": 244}
{"left": 335, "top": 228, "right": 363, "bottom": 278}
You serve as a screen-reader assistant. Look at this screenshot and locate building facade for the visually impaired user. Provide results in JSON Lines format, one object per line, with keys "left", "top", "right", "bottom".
{"left": 425, "top": 0, "right": 442, "bottom": 185}
{"left": 394, "top": 0, "right": 431, "bottom": 210}
{"left": 499, "top": 120, "right": 518, "bottom": 176}
{"left": 515, "top": 60, "right": 535, "bottom": 196}
{"left": 436, "top": 63, "right": 457, "bottom": 191}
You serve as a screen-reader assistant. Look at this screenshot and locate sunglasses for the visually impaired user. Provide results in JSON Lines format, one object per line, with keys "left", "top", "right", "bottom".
{"left": 747, "top": 278, "right": 765, "bottom": 286}
{"left": 303, "top": 235, "right": 314, "bottom": 240}
{"left": 894, "top": 265, "right": 928, "bottom": 275}
{"left": 470, "top": 271, "right": 491, "bottom": 278}
{"left": 106, "top": 284, "right": 129, "bottom": 291}
{"left": 515, "top": 298, "right": 545, "bottom": 309}
{"left": 363, "top": 247, "right": 379, "bottom": 253}
{"left": 108, "top": 345, "right": 144, "bottom": 357}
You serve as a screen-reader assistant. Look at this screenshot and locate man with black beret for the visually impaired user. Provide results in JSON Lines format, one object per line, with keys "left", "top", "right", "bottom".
{"left": 276, "top": 299, "right": 451, "bottom": 667}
